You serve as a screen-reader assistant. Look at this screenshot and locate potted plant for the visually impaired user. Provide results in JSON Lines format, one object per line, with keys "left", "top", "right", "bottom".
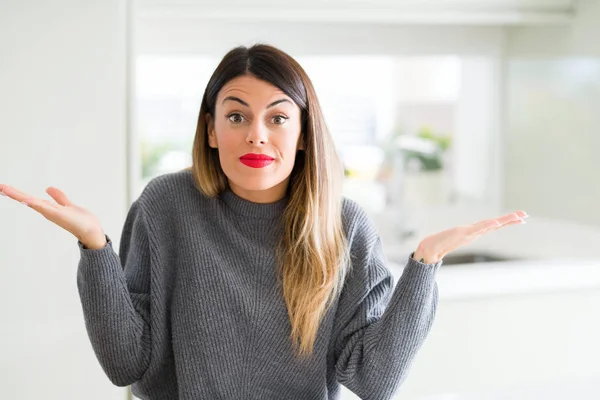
{"left": 396, "top": 126, "right": 454, "bottom": 207}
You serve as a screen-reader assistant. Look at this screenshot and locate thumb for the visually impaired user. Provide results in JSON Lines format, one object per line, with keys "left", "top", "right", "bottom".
{"left": 46, "top": 187, "right": 73, "bottom": 207}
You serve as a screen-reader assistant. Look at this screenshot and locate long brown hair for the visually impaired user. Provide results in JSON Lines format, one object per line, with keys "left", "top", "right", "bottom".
{"left": 186, "top": 44, "right": 350, "bottom": 358}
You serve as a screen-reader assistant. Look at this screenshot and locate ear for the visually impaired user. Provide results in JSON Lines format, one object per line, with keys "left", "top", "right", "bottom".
{"left": 205, "top": 113, "right": 218, "bottom": 148}
{"left": 297, "top": 134, "right": 305, "bottom": 151}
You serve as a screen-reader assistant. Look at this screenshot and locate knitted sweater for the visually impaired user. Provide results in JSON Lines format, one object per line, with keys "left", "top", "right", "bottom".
{"left": 76, "top": 169, "right": 442, "bottom": 400}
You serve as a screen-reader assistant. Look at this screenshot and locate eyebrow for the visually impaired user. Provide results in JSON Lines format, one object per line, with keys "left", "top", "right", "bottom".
{"left": 222, "top": 96, "right": 292, "bottom": 109}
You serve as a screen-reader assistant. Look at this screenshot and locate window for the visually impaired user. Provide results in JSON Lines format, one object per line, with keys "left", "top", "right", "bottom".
{"left": 135, "top": 54, "right": 461, "bottom": 217}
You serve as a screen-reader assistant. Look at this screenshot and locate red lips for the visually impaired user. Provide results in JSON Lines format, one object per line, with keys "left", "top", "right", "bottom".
{"left": 239, "top": 153, "right": 274, "bottom": 168}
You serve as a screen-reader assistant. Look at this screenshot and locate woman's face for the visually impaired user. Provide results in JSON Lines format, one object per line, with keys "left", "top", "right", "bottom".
{"left": 207, "top": 75, "right": 304, "bottom": 204}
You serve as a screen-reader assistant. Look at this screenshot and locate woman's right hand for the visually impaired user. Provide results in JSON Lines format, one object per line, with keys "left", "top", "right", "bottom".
{"left": 0, "top": 184, "right": 107, "bottom": 249}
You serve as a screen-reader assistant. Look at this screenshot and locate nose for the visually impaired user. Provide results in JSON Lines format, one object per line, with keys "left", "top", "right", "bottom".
{"left": 246, "top": 120, "right": 268, "bottom": 145}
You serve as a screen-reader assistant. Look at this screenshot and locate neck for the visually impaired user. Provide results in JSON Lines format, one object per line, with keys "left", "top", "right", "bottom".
{"left": 228, "top": 179, "right": 290, "bottom": 204}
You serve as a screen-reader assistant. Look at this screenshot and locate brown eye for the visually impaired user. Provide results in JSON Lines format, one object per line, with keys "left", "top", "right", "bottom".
{"left": 227, "top": 113, "right": 245, "bottom": 124}
{"left": 271, "top": 115, "right": 288, "bottom": 125}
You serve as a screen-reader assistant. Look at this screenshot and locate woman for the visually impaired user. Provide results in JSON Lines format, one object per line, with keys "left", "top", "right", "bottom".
{"left": 0, "top": 44, "right": 527, "bottom": 400}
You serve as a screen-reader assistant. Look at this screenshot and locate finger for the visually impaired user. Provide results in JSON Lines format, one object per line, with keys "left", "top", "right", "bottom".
{"left": 509, "top": 210, "right": 528, "bottom": 219}
{"left": 478, "top": 214, "right": 527, "bottom": 236}
{"left": 490, "top": 212, "right": 523, "bottom": 226}
{"left": 21, "top": 196, "right": 60, "bottom": 218}
{"left": 0, "top": 185, "right": 41, "bottom": 204}
{"left": 486, "top": 217, "right": 525, "bottom": 232}
{"left": 471, "top": 211, "right": 526, "bottom": 233}
{"left": 46, "top": 187, "right": 73, "bottom": 207}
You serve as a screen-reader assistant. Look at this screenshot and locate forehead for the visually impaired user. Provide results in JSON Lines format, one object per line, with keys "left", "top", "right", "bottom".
{"left": 217, "top": 75, "right": 290, "bottom": 104}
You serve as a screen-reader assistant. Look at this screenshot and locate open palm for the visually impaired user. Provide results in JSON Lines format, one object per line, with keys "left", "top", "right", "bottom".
{"left": 0, "top": 184, "right": 104, "bottom": 244}
{"left": 416, "top": 210, "right": 528, "bottom": 263}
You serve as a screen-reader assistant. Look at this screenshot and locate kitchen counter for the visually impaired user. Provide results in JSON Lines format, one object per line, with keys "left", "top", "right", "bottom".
{"left": 370, "top": 203, "right": 600, "bottom": 299}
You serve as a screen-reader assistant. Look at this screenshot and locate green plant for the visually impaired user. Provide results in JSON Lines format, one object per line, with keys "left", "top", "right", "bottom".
{"left": 404, "top": 126, "right": 453, "bottom": 171}
{"left": 417, "top": 126, "right": 452, "bottom": 151}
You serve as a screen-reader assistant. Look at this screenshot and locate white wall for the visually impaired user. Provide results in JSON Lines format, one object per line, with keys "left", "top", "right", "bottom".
{"left": 454, "top": 57, "right": 503, "bottom": 209}
{"left": 507, "top": 0, "right": 600, "bottom": 57}
{"left": 504, "top": 0, "right": 600, "bottom": 226}
{"left": 398, "top": 287, "right": 600, "bottom": 399}
{"left": 136, "top": 19, "right": 505, "bottom": 56}
{"left": 0, "top": 0, "right": 131, "bottom": 398}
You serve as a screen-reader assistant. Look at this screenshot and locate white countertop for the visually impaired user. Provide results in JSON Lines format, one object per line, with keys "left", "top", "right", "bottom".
{"left": 372, "top": 203, "right": 600, "bottom": 299}
{"left": 388, "top": 257, "right": 600, "bottom": 300}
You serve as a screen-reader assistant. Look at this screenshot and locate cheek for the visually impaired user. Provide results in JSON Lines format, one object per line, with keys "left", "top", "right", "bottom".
{"left": 283, "top": 128, "right": 302, "bottom": 154}
{"left": 213, "top": 122, "right": 239, "bottom": 149}
{"left": 285, "top": 137, "right": 300, "bottom": 154}
{"left": 277, "top": 119, "right": 302, "bottom": 152}
{"left": 219, "top": 133, "right": 239, "bottom": 150}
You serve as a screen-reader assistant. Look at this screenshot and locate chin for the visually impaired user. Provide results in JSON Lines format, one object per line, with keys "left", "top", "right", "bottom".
{"left": 231, "top": 177, "right": 282, "bottom": 192}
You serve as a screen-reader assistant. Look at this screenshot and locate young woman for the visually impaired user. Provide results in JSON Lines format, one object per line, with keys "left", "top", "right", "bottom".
{"left": 0, "top": 44, "right": 527, "bottom": 400}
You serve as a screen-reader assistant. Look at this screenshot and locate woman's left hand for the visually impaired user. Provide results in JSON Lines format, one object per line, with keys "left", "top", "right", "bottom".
{"left": 413, "top": 210, "right": 529, "bottom": 264}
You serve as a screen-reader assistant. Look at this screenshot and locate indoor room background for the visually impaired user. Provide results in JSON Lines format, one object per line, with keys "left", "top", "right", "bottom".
{"left": 1, "top": 0, "right": 599, "bottom": 399}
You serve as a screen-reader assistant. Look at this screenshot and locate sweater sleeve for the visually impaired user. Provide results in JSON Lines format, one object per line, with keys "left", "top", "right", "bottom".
{"left": 76, "top": 199, "right": 152, "bottom": 387}
{"left": 334, "top": 231, "right": 441, "bottom": 400}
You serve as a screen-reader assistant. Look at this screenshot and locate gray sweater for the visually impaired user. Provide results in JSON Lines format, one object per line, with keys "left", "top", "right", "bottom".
{"left": 76, "top": 169, "right": 442, "bottom": 400}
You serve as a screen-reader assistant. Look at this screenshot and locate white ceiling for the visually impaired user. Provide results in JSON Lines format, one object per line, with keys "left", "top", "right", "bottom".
{"left": 135, "top": 0, "right": 577, "bottom": 25}
{"left": 137, "top": 0, "right": 575, "bottom": 7}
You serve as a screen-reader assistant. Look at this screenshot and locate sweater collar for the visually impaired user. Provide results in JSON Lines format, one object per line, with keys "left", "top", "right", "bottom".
{"left": 219, "top": 187, "right": 289, "bottom": 220}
